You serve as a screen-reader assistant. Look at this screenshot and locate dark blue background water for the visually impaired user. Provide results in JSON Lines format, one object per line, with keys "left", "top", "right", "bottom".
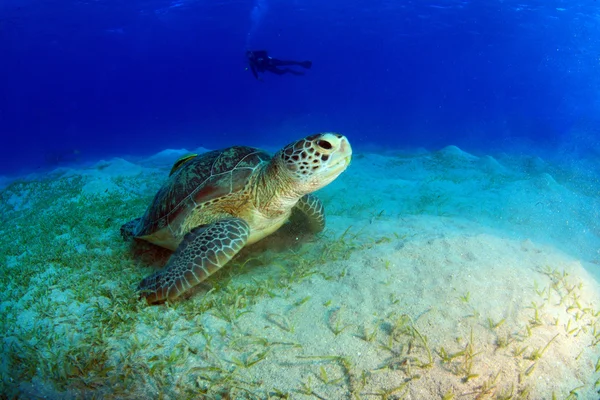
{"left": 1, "top": 0, "right": 599, "bottom": 174}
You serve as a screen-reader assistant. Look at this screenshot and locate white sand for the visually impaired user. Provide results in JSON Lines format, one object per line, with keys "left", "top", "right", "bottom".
{"left": 1, "top": 143, "right": 600, "bottom": 399}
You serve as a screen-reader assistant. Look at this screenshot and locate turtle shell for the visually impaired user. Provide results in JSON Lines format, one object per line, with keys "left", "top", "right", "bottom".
{"left": 136, "top": 146, "right": 271, "bottom": 237}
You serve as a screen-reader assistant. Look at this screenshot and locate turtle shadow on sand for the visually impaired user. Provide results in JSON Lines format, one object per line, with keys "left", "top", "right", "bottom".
{"left": 125, "top": 239, "right": 171, "bottom": 268}
{"left": 125, "top": 218, "right": 321, "bottom": 302}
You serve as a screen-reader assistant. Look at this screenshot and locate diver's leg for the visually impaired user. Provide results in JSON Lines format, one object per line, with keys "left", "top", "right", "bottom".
{"left": 272, "top": 59, "right": 312, "bottom": 69}
{"left": 284, "top": 68, "right": 305, "bottom": 76}
{"left": 267, "top": 67, "right": 304, "bottom": 76}
{"left": 250, "top": 64, "right": 259, "bottom": 79}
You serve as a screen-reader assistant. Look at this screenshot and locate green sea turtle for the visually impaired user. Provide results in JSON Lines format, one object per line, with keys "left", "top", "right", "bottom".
{"left": 121, "top": 133, "right": 352, "bottom": 304}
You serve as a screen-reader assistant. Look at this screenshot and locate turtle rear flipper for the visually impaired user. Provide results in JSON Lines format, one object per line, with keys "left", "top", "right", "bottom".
{"left": 138, "top": 218, "right": 250, "bottom": 305}
{"left": 291, "top": 194, "right": 325, "bottom": 234}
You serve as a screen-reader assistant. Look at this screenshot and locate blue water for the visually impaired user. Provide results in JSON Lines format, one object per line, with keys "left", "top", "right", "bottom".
{"left": 1, "top": 0, "right": 599, "bottom": 174}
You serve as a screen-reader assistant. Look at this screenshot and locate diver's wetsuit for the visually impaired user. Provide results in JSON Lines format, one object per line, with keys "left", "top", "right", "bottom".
{"left": 246, "top": 50, "right": 312, "bottom": 79}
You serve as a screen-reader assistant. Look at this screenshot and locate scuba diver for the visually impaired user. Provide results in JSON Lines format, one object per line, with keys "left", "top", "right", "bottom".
{"left": 246, "top": 50, "right": 312, "bottom": 80}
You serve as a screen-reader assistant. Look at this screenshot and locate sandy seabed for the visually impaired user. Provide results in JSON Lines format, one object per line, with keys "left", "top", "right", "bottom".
{"left": 1, "top": 142, "right": 600, "bottom": 399}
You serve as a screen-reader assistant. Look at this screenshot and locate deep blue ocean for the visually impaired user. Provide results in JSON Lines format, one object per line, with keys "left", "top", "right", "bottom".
{"left": 1, "top": 0, "right": 598, "bottom": 175}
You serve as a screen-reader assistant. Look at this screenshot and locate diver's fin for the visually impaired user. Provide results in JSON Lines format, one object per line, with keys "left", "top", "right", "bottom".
{"left": 300, "top": 61, "right": 312, "bottom": 69}
{"left": 169, "top": 153, "right": 198, "bottom": 176}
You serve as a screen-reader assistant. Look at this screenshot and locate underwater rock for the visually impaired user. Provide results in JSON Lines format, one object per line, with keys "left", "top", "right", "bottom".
{"left": 478, "top": 155, "right": 508, "bottom": 175}
{"left": 523, "top": 155, "right": 548, "bottom": 174}
{"left": 92, "top": 158, "right": 142, "bottom": 177}
{"left": 81, "top": 178, "right": 120, "bottom": 195}
{"left": 435, "top": 145, "right": 479, "bottom": 162}
{"left": 140, "top": 147, "right": 210, "bottom": 169}
{"left": 139, "top": 148, "right": 192, "bottom": 168}
{"left": 413, "top": 147, "right": 429, "bottom": 155}
{"left": 431, "top": 145, "right": 479, "bottom": 169}
{"left": 70, "top": 158, "right": 144, "bottom": 195}
{"left": 531, "top": 172, "right": 561, "bottom": 191}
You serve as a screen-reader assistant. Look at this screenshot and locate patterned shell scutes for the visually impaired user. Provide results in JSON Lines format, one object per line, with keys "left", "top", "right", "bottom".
{"left": 137, "top": 146, "right": 271, "bottom": 236}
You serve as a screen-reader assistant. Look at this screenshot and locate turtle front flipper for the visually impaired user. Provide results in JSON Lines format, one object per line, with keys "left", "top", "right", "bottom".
{"left": 292, "top": 194, "right": 325, "bottom": 233}
{"left": 121, "top": 218, "right": 142, "bottom": 241}
{"left": 138, "top": 218, "right": 250, "bottom": 305}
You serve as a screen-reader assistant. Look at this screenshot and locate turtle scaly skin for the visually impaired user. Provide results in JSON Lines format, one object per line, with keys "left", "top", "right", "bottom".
{"left": 121, "top": 133, "right": 352, "bottom": 304}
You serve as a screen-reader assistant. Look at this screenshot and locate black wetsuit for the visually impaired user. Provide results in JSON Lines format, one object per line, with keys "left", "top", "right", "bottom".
{"left": 246, "top": 50, "right": 312, "bottom": 79}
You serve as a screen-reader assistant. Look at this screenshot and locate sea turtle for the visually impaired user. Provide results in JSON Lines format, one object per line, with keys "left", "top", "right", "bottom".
{"left": 121, "top": 133, "right": 352, "bottom": 304}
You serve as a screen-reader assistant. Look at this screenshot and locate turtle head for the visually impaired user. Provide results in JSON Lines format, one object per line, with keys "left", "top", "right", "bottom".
{"left": 276, "top": 133, "right": 352, "bottom": 194}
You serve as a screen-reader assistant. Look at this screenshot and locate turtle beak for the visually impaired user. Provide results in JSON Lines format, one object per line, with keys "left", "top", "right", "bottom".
{"left": 329, "top": 136, "right": 352, "bottom": 169}
{"left": 340, "top": 138, "right": 352, "bottom": 167}
{"left": 320, "top": 135, "right": 352, "bottom": 181}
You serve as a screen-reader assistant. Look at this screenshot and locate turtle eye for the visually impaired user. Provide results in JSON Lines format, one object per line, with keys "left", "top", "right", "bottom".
{"left": 317, "top": 140, "right": 332, "bottom": 150}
